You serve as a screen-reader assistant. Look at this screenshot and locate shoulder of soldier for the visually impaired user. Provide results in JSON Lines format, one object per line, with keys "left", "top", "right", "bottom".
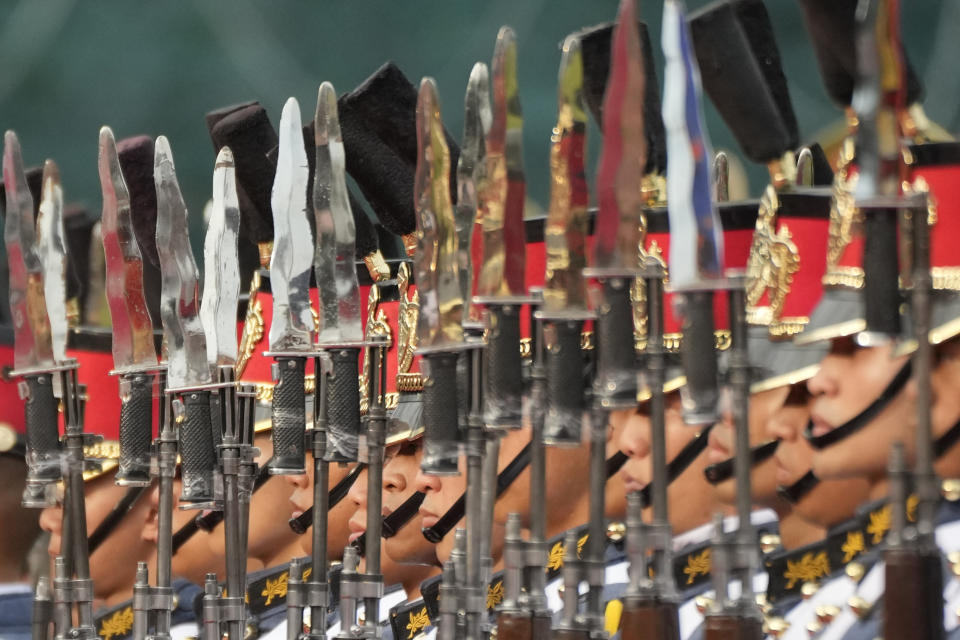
{"left": 390, "top": 597, "right": 434, "bottom": 640}
{"left": 0, "top": 586, "right": 33, "bottom": 638}
{"left": 94, "top": 598, "right": 136, "bottom": 640}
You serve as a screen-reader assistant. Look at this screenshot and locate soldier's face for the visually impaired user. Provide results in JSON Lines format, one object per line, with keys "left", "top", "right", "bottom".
{"left": 931, "top": 340, "right": 960, "bottom": 478}
{"left": 208, "top": 432, "right": 298, "bottom": 564}
{"left": 414, "top": 460, "right": 466, "bottom": 566}
{"left": 708, "top": 385, "right": 790, "bottom": 508}
{"left": 617, "top": 390, "right": 693, "bottom": 491}
{"left": 39, "top": 471, "right": 153, "bottom": 605}
{"left": 807, "top": 337, "right": 914, "bottom": 482}
{"left": 382, "top": 442, "right": 438, "bottom": 567}
{"left": 284, "top": 457, "right": 355, "bottom": 559}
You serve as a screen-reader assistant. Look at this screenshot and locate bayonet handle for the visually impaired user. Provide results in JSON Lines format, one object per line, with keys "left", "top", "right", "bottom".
{"left": 883, "top": 548, "right": 944, "bottom": 640}
{"left": 620, "top": 600, "right": 680, "bottom": 640}
{"left": 116, "top": 373, "right": 154, "bottom": 486}
{"left": 678, "top": 291, "right": 720, "bottom": 424}
{"left": 421, "top": 352, "right": 462, "bottom": 475}
{"left": 178, "top": 390, "right": 217, "bottom": 503}
{"left": 594, "top": 278, "right": 640, "bottom": 410}
{"left": 703, "top": 614, "right": 763, "bottom": 640}
{"left": 268, "top": 357, "right": 308, "bottom": 474}
{"left": 543, "top": 319, "right": 587, "bottom": 445}
{"left": 325, "top": 348, "right": 362, "bottom": 463}
{"left": 863, "top": 208, "right": 902, "bottom": 337}
{"left": 497, "top": 611, "right": 533, "bottom": 640}
{"left": 484, "top": 304, "right": 524, "bottom": 429}
{"left": 23, "top": 373, "right": 61, "bottom": 484}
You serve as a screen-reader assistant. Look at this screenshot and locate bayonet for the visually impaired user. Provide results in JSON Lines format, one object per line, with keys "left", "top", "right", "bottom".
{"left": 201, "top": 146, "right": 241, "bottom": 370}
{"left": 267, "top": 97, "right": 315, "bottom": 475}
{"left": 313, "top": 81, "right": 365, "bottom": 464}
{"left": 414, "top": 76, "right": 467, "bottom": 475}
{"left": 4, "top": 131, "right": 60, "bottom": 499}
{"left": 155, "top": 135, "right": 218, "bottom": 505}
{"left": 662, "top": 0, "right": 725, "bottom": 425}
{"left": 457, "top": 62, "right": 490, "bottom": 322}
{"left": 100, "top": 128, "right": 160, "bottom": 487}
{"left": 538, "top": 35, "right": 592, "bottom": 445}
{"left": 35, "top": 160, "right": 68, "bottom": 365}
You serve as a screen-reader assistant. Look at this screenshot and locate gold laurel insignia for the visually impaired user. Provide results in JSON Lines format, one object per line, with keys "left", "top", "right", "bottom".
{"left": 236, "top": 271, "right": 265, "bottom": 378}
{"left": 99, "top": 606, "right": 134, "bottom": 640}
{"left": 486, "top": 581, "right": 504, "bottom": 610}
{"left": 360, "top": 284, "right": 393, "bottom": 413}
{"left": 576, "top": 533, "right": 589, "bottom": 558}
{"left": 261, "top": 571, "right": 289, "bottom": 606}
{"left": 867, "top": 506, "right": 891, "bottom": 545}
{"left": 683, "top": 548, "right": 711, "bottom": 585}
{"left": 746, "top": 185, "right": 800, "bottom": 334}
{"left": 841, "top": 531, "right": 866, "bottom": 563}
{"left": 406, "top": 607, "right": 430, "bottom": 639}
{"left": 783, "top": 551, "right": 829, "bottom": 589}
{"left": 546, "top": 541, "right": 565, "bottom": 571}
{"left": 824, "top": 139, "right": 863, "bottom": 289}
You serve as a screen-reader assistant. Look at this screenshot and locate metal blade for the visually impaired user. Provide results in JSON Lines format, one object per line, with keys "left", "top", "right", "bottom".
{"left": 155, "top": 135, "right": 210, "bottom": 388}
{"left": 200, "top": 146, "right": 241, "bottom": 368}
{"left": 796, "top": 147, "right": 813, "bottom": 187}
{"left": 313, "top": 82, "right": 363, "bottom": 343}
{"left": 542, "top": 36, "right": 590, "bottom": 313}
{"left": 99, "top": 126, "right": 158, "bottom": 371}
{"left": 592, "top": 0, "right": 646, "bottom": 272}
{"left": 3, "top": 131, "right": 54, "bottom": 371}
{"left": 476, "top": 27, "right": 527, "bottom": 298}
{"left": 457, "top": 62, "right": 490, "bottom": 318}
{"left": 413, "top": 78, "right": 464, "bottom": 348}
{"left": 36, "top": 160, "right": 68, "bottom": 363}
{"left": 662, "top": 0, "right": 725, "bottom": 289}
{"left": 268, "top": 97, "right": 314, "bottom": 351}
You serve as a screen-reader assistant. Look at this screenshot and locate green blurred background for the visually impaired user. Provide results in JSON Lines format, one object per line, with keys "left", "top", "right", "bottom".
{"left": 1, "top": 0, "right": 958, "bottom": 252}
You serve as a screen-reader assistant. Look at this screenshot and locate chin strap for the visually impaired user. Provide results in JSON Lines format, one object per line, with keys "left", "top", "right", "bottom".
{"left": 637, "top": 425, "right": 713, "bottom": 508}
{"left": 288, "top": 462, "right": 366, "bottom": 535}
{"left": 87, "top": 486, "right": 148, "bottom": 554}
{"left": 704, "top": 439, "right": 780, "bottom": 485}
{"left": 805, "top": 360, "right": 913, "bottom": 450}
{"left": 934, "top": 416, "right": 960, "bottom": 460}
{"left": 351, "top": 490, "right": 427, "bottom": 557}
{"left": 776, "top": 470, "right": 821, "bottom": 504}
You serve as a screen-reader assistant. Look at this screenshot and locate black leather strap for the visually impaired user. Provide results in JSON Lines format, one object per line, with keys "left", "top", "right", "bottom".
{"left": 382, "top": 491, "right": 426, "bottom": 538}
{"left": 288, "top": 462, "right": 366, "bottom": 535}
{"left": 776, "top": 470, "right": 820, "bottom": 504}
{"left": 703, "top": 439, "right": 780, "bottom": 485}
{"left": 934, "top": 417, "right": 960, "bottom": 460}
{"left": 605, "top": 450, "right": 628, "bottom": 477}
{"left": 637, "top": 425, "right": 712, "bottom": 508}
{"left": 88, "top": 486, "right": 147, "bottom": 554}
{"left": 805, "top": 361, "right": 912, "bottom": 450}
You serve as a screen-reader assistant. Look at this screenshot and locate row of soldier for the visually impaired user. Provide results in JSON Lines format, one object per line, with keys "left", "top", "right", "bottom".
{"left": 1, "top": 0, "right": 959, "bottom": 639}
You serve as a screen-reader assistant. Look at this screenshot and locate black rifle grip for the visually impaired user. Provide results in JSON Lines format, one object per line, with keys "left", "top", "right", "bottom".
{"left": 544, "top": 319, "right": 585, "bottom": 445}
{"left": 178, "top": 390, "right": 216, "bottom": 503}
{"left": 269, "top": 357, "right": 307, "bottom": 474}
{"left": 863, "top": 208, "right": 901, "bottom": 337}
{"left": 594, "top": 278, "right": 639, "bottom": 409}
{"left": 24, "top": 373, "right": 61, "bottom": 482}
{"left": 679, "top": 291, "right": 719, "bottom": 424}
{"left": 116, "top": 373, "right": 153, "bottom": 486}
{"left": 421, "top": 351, "right": 461, "bottom": 475}
{"left": 326, "top": 348, "right": 361, "bottom": 463}
{"left": 484, "top": 304, "right": 524, "bottom": 428}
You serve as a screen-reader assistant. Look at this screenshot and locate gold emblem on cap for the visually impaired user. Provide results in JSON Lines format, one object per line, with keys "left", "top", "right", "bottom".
{"left": 746, "top": 186, "right": 801, "bottom": 336}
{"left": 359, "top": 284, "right": 393, "bottom": 414}
{"left": 236, "top": 271, "right": 265, "bottom": 379}
{"left": 823, "top": 138, "right": 863, "bottom": 290}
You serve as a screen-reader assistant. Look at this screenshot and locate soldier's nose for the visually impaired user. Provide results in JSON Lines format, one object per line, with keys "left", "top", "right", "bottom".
{"left": 39, "top": 505, "right": 62, "bottom": 535}
{"left": 618, "top": 417, "right": 651, "bottom": 460}
{"left": 413, "top": 469, "right": 441, "bottom": 494}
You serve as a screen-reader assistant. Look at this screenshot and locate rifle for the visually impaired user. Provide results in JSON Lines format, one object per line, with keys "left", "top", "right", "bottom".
{"left": 552, "top": 532, "right": 588, "bottom": 640}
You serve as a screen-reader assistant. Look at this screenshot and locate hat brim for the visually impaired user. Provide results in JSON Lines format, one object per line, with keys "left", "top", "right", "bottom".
{"left": 748, "top": 326, "right": 826, "bottom": 393}
{"left": 793, "top": 288, "right": 866, "bottom": 346}
{"left": 895, "top": 291, "right": 960, "bottom": 357}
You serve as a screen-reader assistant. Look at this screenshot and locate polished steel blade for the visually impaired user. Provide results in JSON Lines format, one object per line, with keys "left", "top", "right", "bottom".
{"left": 99, "top": 126, "right": 158, "bottom": 371}
{"left": 35, "top": 160, "right": 68, "bottom": 363}
{"left": 542, "top": 36, "right": 590, "bottom": 313}
{"left": 476, "top": 27, "right": 527, "bottom": 298}
{"left": 200, "top": 146, "right": 241, "bottom": 368}
{"left": 413, "top": 78, "right": 464, "bottom": 348}
{"left": 796, "top": 147, "right": 813, "bottom": 188}
{"left": 3, "top": 131, "right": 54, "bottom": 371}
{"left": 155, "top": 135, "right": 210, "bottom": 387}
{"left": 593, "top": 0, "right": 646, "bottom": 273}
{"left": 268, "top": 97, "right": 314, "bottom": 351}
{"left": 457, "top": 62, "right": 490, "bottom": 317}
{"left": 313, "top": 82, "right": 363, "bottom": 343}
{"left": 662, "top": 0, "right": 724, "bottom": 288}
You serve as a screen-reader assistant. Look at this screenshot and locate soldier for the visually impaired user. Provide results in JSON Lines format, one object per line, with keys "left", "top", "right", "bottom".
{"left": 0, "top": 425, "right": 41, "bottom": 640}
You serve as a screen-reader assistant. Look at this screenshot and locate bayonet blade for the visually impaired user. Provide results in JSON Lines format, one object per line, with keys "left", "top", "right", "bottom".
{"left": 313, "top": 82, "right": 363, "bottom": 343}
{"left": 99, "top": 127, "right": 158, "bottom": 372}
{"left": 414, "top": 78, "right": 464, "bottom": 348}
{"left": 796, "top": 147, "right": 814, "bottom": 188}
{"left": 200, "top": 146, "right": 241, "bottom": 368}
{"left": 542, "top": 36, "right": 590, "bottom": 313}
{"left": 3, "top": 131, "right": 54, "bottom": 371}
{"left": 268, "top": 97, "right": 314, "bottom": 351}
{"left": 457, "top": 62, "right": 490, "bottom": 316}
{"left": 155, "top": 136, "right": 209, "bottom": 388}
{"left": 592, "top": 0, "right": 646, "bottom": 273}
{"left": 35, "top": 160, "right": 68, "bottom": 363}
{"left": 662, "top": 0, "right": 724, "bottom": 288}
{"left": 476, "top": 27, "right": 527, "bottom": 299}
